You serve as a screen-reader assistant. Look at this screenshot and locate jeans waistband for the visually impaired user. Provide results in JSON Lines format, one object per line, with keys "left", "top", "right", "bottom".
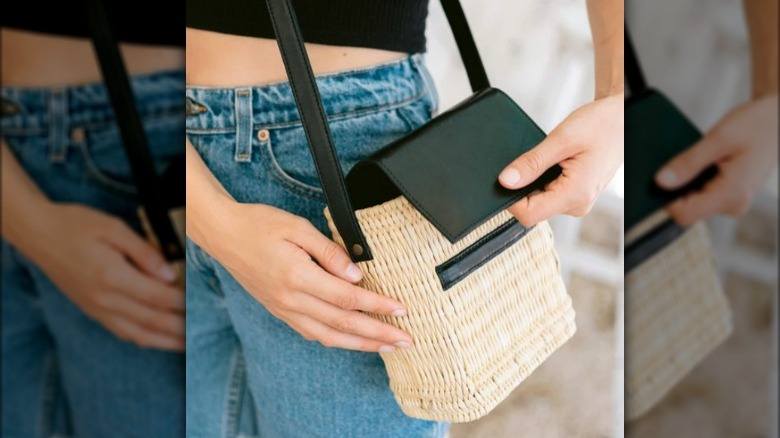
{"left": 1, "top": 70, "right": 185, "bottom": 134}
{"left": 185, "top": 53, "right": 438, "bottom": 133}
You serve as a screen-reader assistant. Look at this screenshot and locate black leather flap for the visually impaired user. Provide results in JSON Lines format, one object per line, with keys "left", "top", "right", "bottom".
{"left": 346, "top": 88, "right": 561, "bottom": 243}
{"left": 625, "top": 89, "right": 717, "bottom": 230}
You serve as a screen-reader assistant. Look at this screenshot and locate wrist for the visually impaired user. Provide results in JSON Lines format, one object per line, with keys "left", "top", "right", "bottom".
{"left": 595, "top": 81, "right": 624, "bottom": 100}
{"left": 6, "top": 198, "right": 61, "bottom": 262}
{"left": 186, "top": 186, "right": 237, "bottom": 256}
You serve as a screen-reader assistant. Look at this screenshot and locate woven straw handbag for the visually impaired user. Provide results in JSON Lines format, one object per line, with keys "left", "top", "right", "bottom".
{"left": 84, "top": 0, "right": 186, "bottom": 286}
{"left": 265, "top": 0, "right": 576, "bottom": 422}
{"left": 624, "top": 30, "right": 732, "bottom": 420}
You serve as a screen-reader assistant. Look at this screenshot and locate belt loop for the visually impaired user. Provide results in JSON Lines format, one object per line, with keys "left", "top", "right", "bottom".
{"left": 234, "top": 88, "right": 253, "bottom": 163}
{"left": 49, "top": 88, "right": 68, "bottom": 163}
{"left": 411, "top": 54, "right": 440, "bottom": 116}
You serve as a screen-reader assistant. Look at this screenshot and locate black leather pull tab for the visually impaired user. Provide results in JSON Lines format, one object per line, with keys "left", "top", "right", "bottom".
{"left": 264, "top": 0, "right": 373, "bottom": 262}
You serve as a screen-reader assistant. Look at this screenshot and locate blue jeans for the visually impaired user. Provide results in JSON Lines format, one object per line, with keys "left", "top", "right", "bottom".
{"left": 1, "top": 71, "right": 186, "bottom": 438}
{"left": 185, "top": 55, "right": 450, "bottom": 437}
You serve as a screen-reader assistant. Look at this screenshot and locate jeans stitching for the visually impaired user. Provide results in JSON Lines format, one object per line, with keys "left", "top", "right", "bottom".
{"left": 185, "top": 90, "right": 427, "bottom": 135}
{"left": 48, "top": 89, "right": 67, "bottom": 163}
{"left": 185, "top": 242, "right": 226, "bottom": 299}
{"left": 2, "top": 109, "right": 183, "bottom": 136}
{"left": 38, "top": 353, "right": 58, "bottom": 438}
{"left": 257, "top": 135, "right": 327, "bottom": 202}
{"left": 234, "top": 88, "right": 253, "bottom": 163}
{"left": 78, "top": 136, "right": 138, "bottom": 194}
{"left": 261, "top": 133, "right": 325, "bottom": 195}
{"left": 223, "top": 348, "right": 246, "bottom": 438}
{"left": 411, "top": 54, "right": 440, "bottom": 116}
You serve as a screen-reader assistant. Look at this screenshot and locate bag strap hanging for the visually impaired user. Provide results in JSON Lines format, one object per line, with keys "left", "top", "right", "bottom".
{"left": 264, "top": 0, "right": 490, "bottom": 262}
{"left": 624, "top": 28, "right": 647, "bottom": 96}
{"left": 81, "top": 0, "right": 184, "bottom": 261}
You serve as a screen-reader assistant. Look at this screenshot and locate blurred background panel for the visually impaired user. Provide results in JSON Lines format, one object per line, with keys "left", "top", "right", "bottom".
{"left": 2, "top": 2, "right": 185, "bottom": 437}
{"left": 426, "top": 1, "right": 625, "bottom": 436}
{"left": 626, "top": 0, "right": 778, "bottom": 436}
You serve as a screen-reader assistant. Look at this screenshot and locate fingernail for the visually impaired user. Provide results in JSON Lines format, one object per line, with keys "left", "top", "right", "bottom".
{"left": 656, "top": 168, "right": 677, "bottom": 187}
{"left": 379, "top": 345, "right": 395, "bottom": 353}
{"left": 158, "top": 264, "right": 177, "bottom": 282}
{"left": 391, "top": 309, "right": 407, "bottom": 317}
{"left": 499, "top": 168, "right": 521, "bottom": 187}
{"left": 395, "top": 341, "right": 412, "bottom": 349}
{"left": 345, "top": 263, "right": 362, "bottom": 282}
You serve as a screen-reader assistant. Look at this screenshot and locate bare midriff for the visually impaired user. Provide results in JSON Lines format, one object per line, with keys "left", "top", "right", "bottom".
{"left": 1, "top": 28, "right": 184, "bottom": 87}
{"left": 185, "top": 27, "right": 407, "bottom": 87}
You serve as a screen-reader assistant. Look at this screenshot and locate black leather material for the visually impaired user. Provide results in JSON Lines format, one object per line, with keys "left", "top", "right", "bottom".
{"left": 82, "top": 0, "right": 184, "bottom": 261}
{"left": 625, "top": 30, "right": 646, "bottom": 95}
{"left": 440, "top": 0, "right": 489, "bottom": 92}
{"left": 625, "top": 89, "right": 717, "bottom": 230}
{"left": 348, "top": 88, "right": 561, "bottom": 242}
{"left": 624, "top": 27, "right": 717, "bottom": 272}
{"left": 265, "top": 0, "right": 555, "bottom": 262}
{"left": 265, "top": 0, "right": 372, "bottom": 261}
{"left": 436, "top": 219, "right": 532, "bottom": 290}
{"left": 625, "top": 220, "right": 685, "bottom": 272}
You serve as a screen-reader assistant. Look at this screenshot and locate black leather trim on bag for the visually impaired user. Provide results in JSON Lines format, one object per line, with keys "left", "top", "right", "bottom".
{"left": 436, "top": 219, "right": 532, "bottom": 290}
{"left": 347, "top": 88, "right": 561, "bottom": 243}
{"left": 624, "top": 28, "right": 717, "bottom": 273}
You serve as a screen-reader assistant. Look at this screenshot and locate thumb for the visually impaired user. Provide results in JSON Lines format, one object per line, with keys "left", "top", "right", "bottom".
{"left": 499, "top": 133, "right": 569, "bottom": 189}
{"left": 104, "top": 219, "right": 177, "bottom": 283}
{"left": 655, "top": 135, "right": 727, "bottom": 190}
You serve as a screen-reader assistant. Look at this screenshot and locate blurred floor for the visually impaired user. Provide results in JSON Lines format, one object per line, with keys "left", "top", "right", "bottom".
{"left": 627, "top": 194, "right": 778, "bottom": 437}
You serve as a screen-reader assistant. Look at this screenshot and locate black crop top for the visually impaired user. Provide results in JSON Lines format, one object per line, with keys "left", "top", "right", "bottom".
{"left": 1, "top": 2, "right": 184, "bottom": 46}
{"left": 187, "top": 0, "right": 430, "bottom": 54}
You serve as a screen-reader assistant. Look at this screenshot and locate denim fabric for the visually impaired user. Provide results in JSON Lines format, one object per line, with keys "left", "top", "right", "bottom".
{"left": 186, "top": 54, "right": 449, "bottom": 437}
{"left": 1, "top": 71, "right": 186, "bottom": 438}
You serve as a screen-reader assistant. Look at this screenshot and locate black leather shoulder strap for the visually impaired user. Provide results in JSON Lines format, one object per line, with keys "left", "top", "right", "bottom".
{"left": 81, "top": 0, "right": 184, "bottom": 260}
{"left": 265, "top": 0, "right": 373, "bottom": 261}
{"left": 625, "top": 28, "right": 647, "bottom": 95}
{"left": 264, "top": 0, "right": 490, "bottom": 262}
{"left": 441, "top": 0, "right": 490, "bottom": 92}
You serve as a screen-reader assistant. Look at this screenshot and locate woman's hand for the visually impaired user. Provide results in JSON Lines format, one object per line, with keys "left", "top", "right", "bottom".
{"left": 186, "top": 142, "right": 412, "bottom": 353}
{"left": 498, "top": 92, "right": 624, "bottom": 226}
{"left": 655, "top": 94, "right": 779, "bottom": 226}
{"left": 2, "top": 142, "right": 184, "bottom": 351}
{"left": 27, "top": 203, "right": 185, "bottom": 351}
{"left": 195, "top": 201, "right": 413, "bottom": 353}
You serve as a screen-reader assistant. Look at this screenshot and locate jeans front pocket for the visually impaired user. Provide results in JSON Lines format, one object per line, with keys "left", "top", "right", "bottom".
{"left": 78, "top": 113, "right": 185, "bottom": 196}
{"left": 263, "top": 96, "right": 434, "bottom": 201}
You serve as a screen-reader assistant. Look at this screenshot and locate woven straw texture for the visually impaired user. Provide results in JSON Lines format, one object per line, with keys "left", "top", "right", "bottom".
{"left": 325, "top": 196, "right": 576, "bottom": 422}
{"left": 625, "top": 218, "right": 732, "bottom": 420}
